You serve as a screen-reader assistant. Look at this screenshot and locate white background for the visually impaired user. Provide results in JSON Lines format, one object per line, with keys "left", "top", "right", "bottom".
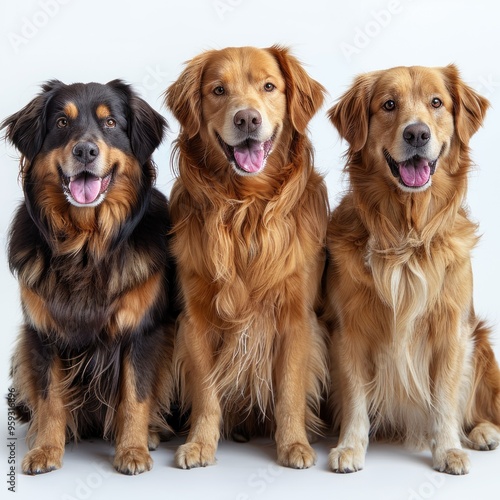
{"left": 1, "top": 0, "right": 500, "bottom": 499}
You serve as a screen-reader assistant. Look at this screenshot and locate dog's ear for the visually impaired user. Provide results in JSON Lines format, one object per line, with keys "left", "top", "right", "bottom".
{"left": 328, "top": 72, "right": 379, "bottom": 153}
{"left": 268, "top": 45, "right": 325, "bottom": 133}
{"left": 108, "top": 80, "right": 168, "bottom": 165}
{"left": 165, "top": 53, "right": 208, "bottom": 139}
{"left": 442, "top": 64, "right": 490, "bottom": 144}
{"left": 128, "top": 94, "right": 168, "bottom": 165}
{"left": 1, "top": 80, "right": 63, "bottom": 161}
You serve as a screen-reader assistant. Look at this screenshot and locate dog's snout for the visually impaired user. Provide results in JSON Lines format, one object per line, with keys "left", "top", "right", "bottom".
{"left": 72, "top": 141, "right": 99, "bottom": 164}
{"left": 403, "top": 122, "right": 431, "bottom": 148}
{"left": 233, "top": 108, "right": 262, "bottom": 134}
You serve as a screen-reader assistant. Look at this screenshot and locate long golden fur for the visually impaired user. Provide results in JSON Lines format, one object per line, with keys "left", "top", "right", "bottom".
{"left": 2, "top": 80, "right": 175, "bottom": 475}
{"left": 325, "top": 65, "right": 500, "bottom": 475}
{"left": 165, "top": 45, "right": 329, "bottom": 469}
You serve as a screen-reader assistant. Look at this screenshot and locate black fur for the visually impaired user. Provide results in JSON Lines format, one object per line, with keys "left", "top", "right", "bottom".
{"left": 2, "top": 81, "right": 176, "bottom": 461}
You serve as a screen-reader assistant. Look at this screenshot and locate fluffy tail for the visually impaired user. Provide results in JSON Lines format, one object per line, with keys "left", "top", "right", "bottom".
{"left": 469, "top": 321, "right": 500, "bottom": 427}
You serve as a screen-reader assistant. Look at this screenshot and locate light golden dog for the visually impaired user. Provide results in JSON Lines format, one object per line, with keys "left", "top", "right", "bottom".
{"left": 326, "top": 65, "right": 500, "bottom": 474}
{"left": 165, "top": 45, "right": 329, "bottom": 469}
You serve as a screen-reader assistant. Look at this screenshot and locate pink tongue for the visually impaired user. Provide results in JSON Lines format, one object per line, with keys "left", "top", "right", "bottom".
{"left": 234, "top": 141, "right": 264, "bottom": 173}
{"left": 69, "top": 173, "right": 103, "bottom": 204}
{"left": 399, "top": 157, "right": 431, "bottom": 187}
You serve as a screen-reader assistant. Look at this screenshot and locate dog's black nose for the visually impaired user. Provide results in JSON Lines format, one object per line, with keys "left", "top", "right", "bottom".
{"left": 403, "top": 123, "right": 431, "bottom": 148}
{"left": 234, "top": 108, "right": 262, "bottom": 133}
{"left": 72, "top": 141, "right": 99, "bottom": 164}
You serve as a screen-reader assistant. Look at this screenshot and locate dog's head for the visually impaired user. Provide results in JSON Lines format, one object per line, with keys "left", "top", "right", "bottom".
{"left": 166, "top": 45, "right": 325, "bottom": 176}
{"left": 329, "top": 65, "right": 489, "bottom": 192}
{"left": 2, "top": 80, "right": 167, "bottom": 208}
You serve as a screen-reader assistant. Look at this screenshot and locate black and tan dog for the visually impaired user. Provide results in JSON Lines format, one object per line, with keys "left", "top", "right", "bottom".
{"left": 2, "top": 80, "right": 174, "bottom": 475}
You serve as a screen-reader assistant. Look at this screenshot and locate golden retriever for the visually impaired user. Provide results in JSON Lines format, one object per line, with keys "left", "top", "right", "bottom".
{"left": 165, "top": 45, "right": 328, "bottom": 469}
{"left": 325, "top": 65, "right": 500, "bottom": 474}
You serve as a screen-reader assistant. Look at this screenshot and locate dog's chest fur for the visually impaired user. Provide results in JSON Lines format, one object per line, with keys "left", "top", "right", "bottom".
{"left": 365, "top": 234, "right": 443, "bottom": 328}
{"left": 205, "top": 201, "right": 303, "bottom": 321}
{"left": 362, "top": 227, "right": 474, "bottom": 441}
{"left": 189, "top": 200, "right": 311, "bottom": 418}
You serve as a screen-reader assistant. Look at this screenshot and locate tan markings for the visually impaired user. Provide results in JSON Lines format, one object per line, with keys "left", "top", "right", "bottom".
{"left": 17, "top": 251, "right": 45, "bottom": 288}
{"left": 113, "top": 354, "right": 153, "bottom": 474}
{"left": 96, "top": 104, "right": 111, "bottom": 119}
{"left": 113, "top": 272, "right": 162, "bottom": 333}
{"left": 63, "top": 102, "right": 78, "bottom": 120}
{"left": 20, "top": 286, "right": 56, "bottom": 332}
{"left": 22, "top": 357, "right": 67, "bottom": 474}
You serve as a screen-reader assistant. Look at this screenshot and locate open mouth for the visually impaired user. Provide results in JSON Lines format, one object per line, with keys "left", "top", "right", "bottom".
{"left": 60, "top": 168, "right": 114, "bottom": 206}
{"left": 383, "top": 149, "right": 440, "bottom": 189}
{"left": 217, "top": 133, "right": 275, "bottom": 174}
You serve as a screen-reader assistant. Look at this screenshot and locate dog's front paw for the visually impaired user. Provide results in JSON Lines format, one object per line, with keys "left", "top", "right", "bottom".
{"left": 329, "top": 446, "right": 365, "bottom": 473}
{"left": 468, "top": 423, "right": 500, "bottom": 451}
{"left": 277, "top": 442, "right": 316, "bottom": 469}
{"left": 114, "top": 447, "right": 153, "bottom": 475}
{"left": 23, "top": 446, "right": 63, "bottom": 475}
{"left": 433, "top": 448, "right": 470, "bottom": 475}
{"left": 175, "top": 442, "right": 216, "bottom": 469}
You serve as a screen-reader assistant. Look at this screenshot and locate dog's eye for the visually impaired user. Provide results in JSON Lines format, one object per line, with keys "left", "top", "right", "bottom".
{"left": 431, "top": 97, "right": 442, "bottom": 109}
{"left": 213, "top": 86, "right": 225, "bottom": 96}
{"left": 264, "top": 83, "right": 275, "bottom": 92}
{"left": 56, "top": 117, "right": 68, "bottom": 128}
{"left": 105, "top": 118, "right": 116, "bottom": 128}
{"left": 383, "top": 100, "right": 396, "bottom": 111}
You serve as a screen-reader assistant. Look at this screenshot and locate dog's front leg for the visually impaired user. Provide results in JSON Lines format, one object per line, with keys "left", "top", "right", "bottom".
{"left": 274, "top": 308, "right": 318, "bottom": 469}
{"left": 429, "top": 319, "right": 470, "bottom": 475}
{"left": 175, "top": 317, "right": 221, "bottom": 469}
{"left": 328, "top": 323, "right": 370, "bottom": 473}
{"left": 22, "top": 355, "right": 67, "bottom": 475}
{"left": 113, "top": 353, "right": 153, "bottom": 475}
